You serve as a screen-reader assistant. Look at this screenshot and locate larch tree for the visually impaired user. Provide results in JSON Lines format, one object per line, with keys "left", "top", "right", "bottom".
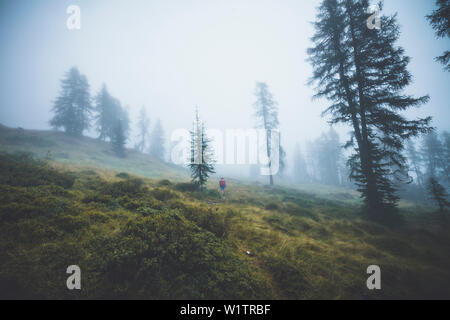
{"left": 427, "top": 0, "right": 450, "bottom": 71}
{"left": 308, "top": 0, "right": 432, "bottom": 218}
{"left": 50, "top": 67, "right": 92, "bottom": 136}
{"left": 253, "top": 82, "right": 279, "bottom": 186}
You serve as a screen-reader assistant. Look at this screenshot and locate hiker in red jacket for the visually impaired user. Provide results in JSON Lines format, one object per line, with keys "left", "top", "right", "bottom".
{"left": 219, "top": 177, "right": 226, "bottom": 196}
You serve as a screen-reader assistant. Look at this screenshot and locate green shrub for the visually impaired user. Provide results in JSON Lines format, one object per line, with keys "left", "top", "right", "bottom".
{"left": 149, "top": 188, "right": 177, "bottom": 201}
{"left": 106, "top": 179, "right": 145, "bottom": 197}
{"left": 178, "top": 204, "right": 229, "bottom": 238}
{"left": 116, "top": 172, "right": 131, "bottom": 179}
{"left": 82, "top": 193, "right": 116, "bottom": 207}
{"left": 0, "top": 153, "right": 75, "bottom": 189}
{"left": 265, "top": 202, "right": 279, "bottom": 211}
{"left": 157, "top": 179, "right": 172, "bottom": 186}
{"left": 137, "top": 206, "right": 161, "bottom": 217}
{"left": 1, "top": 148, "right": 450, "bottom": 300}
{"left": 117, "top": 196, "right": 144, "bottom": 210}
{"left": 86, "top": 210, "right": 110, "bottom": 223}
{"left": 205, "top": 189, "right": 221, "bottom": 198}
{"left": 87, "top": 213, "right": 269, "bottom": 299}
{"left": 174, "top": 182, "right": 199, "bottom": 192}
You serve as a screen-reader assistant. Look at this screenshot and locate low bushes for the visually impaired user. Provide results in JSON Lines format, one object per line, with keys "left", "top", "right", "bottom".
{"left": 0, "top": 153, "right": 75, "bottom": 189}
{"left": 106, "top": 178, "right": 146, "bottom": 198}
{"left": 2, "top": 153, "right": 450, "bottom": 299}
{"left": 0, "top": 154, "right": 270, "bottom": 299}
{"left": 174, "top": 182, "right": 199, "bottom": 192}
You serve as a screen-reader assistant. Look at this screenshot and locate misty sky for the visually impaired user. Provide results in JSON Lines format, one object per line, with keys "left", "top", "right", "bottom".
{"left": 0, "top": 0, "right": 449, "bottom": 164}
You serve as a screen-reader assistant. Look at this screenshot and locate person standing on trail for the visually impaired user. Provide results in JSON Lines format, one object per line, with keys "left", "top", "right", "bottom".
{"left": 219, "top": 177, "right": 226, "bottom": 196}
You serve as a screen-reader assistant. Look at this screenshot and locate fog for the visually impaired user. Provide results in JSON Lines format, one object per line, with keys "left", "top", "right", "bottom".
{"left": 0, "top": 0, "right": 449, "bottom": 174}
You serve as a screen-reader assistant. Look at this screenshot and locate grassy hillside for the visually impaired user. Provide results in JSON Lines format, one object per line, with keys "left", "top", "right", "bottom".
{"left": 1, "top": 126, "right": 450, "bottom": 299}
{"left": 0, "top": 124, "right": 188, "bottom": 180}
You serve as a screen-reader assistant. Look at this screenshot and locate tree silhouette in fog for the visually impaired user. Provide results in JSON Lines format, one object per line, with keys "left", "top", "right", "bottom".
{"left": 50, "top": 67, "right": 92, "bottom": 136}
{"left": 308, "top": 0, "right": 432, "bottom": 219}
{"left": 427, "top": 0, "right": 450, "bottom": 71}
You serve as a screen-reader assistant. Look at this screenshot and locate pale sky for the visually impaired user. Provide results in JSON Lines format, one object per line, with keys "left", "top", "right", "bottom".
{"left": 0, "top": 0, "right": 449, "bottom": 166}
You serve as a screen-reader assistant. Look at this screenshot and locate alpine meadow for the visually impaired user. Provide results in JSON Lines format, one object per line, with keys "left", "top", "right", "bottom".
{"left": 0, "top": 0, "right": 449, "bottom": 302}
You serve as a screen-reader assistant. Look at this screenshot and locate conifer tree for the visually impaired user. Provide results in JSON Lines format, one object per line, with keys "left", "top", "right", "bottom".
{"left": 293, "top": 143, "right": 309, "bottom": 183}
{"left": 422, "top": 131, "right": 449, "bottom": 184}
{"left": 317, "top": 128, "right": 342, "bottom": 186}
{"left": 278, "top": 145, "right": 286, "bottom": 178}
{"left": 94, "top": 84, "right": 129, "bottom": 142}
{"left": 50, "top": 67, "right": 92, "bottom": 136}
{"left": 189, "top": 109, "right": 215, "bottom": 191}
{"left": 308, "top": 0, "right": 432, "bottom": 217}
{"left": 94, "top": 84, "right": 115, "bottom": 141}
{"left": 136, "top": 106, "right": 150, "bottom": 153}
{"left": 149, "top": 119, "right": 165, "bottom": 160}
{"left": 427, "top": 177, "right": 450, "bottom": 215}
{"left": 253, "top": 82, "right": 279, "bottom": 185}
{"left": 427, "top": 0, "right": 450, "bottom": 71}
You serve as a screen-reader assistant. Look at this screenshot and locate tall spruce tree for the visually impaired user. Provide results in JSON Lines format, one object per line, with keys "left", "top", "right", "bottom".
{"left": 305, "top": 129, "right": 342, "bottom": 186}
{"left": 136, "top": 106, "right": 150, "bottom": 153}
{"left": 306, "top": 140, "right": 319, "bottom": 181}
{"left": 308, "top": 0, "right": 432, "bottom": 217}
{"left": 422, "top": 131, "right": 449, "bottom": 184}
{"left": 189, "top": 109, "right": 215, "bottom": 191}
{"left": 94, "top": 84, "right": 115, "bottom": 141}
{"left": 427, "top": 0, "right": 450, "bottom": 71}
{"left": 427, "top": 177, "right": 450, "bottom": 216}
{"left": 94, "top": 84, "right": 129, "bottom": 142}
{"left": 253, "top": 82, "right": 279, "bottom": 185}
{"left": 293, "top": 143, "right": 309, "bottom": 183}
{"left": 148, "top": 119, "right": 165, "bottom": 160}
{"left": 317, "top": 128, "right": 342, "bottom": 186}
{"left": 50, "top": 67, "right": 92, "bottom": 136}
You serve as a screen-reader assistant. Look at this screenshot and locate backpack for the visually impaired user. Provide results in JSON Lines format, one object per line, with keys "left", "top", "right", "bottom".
{"left": 220, "top": 179, "right": 226, "bottom": 187}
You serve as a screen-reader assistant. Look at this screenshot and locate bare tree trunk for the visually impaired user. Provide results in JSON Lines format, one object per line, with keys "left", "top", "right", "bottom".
{"left": 266, "top": 130, "right": 273, "bottom": 185}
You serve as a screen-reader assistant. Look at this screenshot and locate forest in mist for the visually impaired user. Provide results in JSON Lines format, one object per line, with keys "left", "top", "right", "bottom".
{"left": 0, "top": 0, "right": 449, "bottom": 301}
